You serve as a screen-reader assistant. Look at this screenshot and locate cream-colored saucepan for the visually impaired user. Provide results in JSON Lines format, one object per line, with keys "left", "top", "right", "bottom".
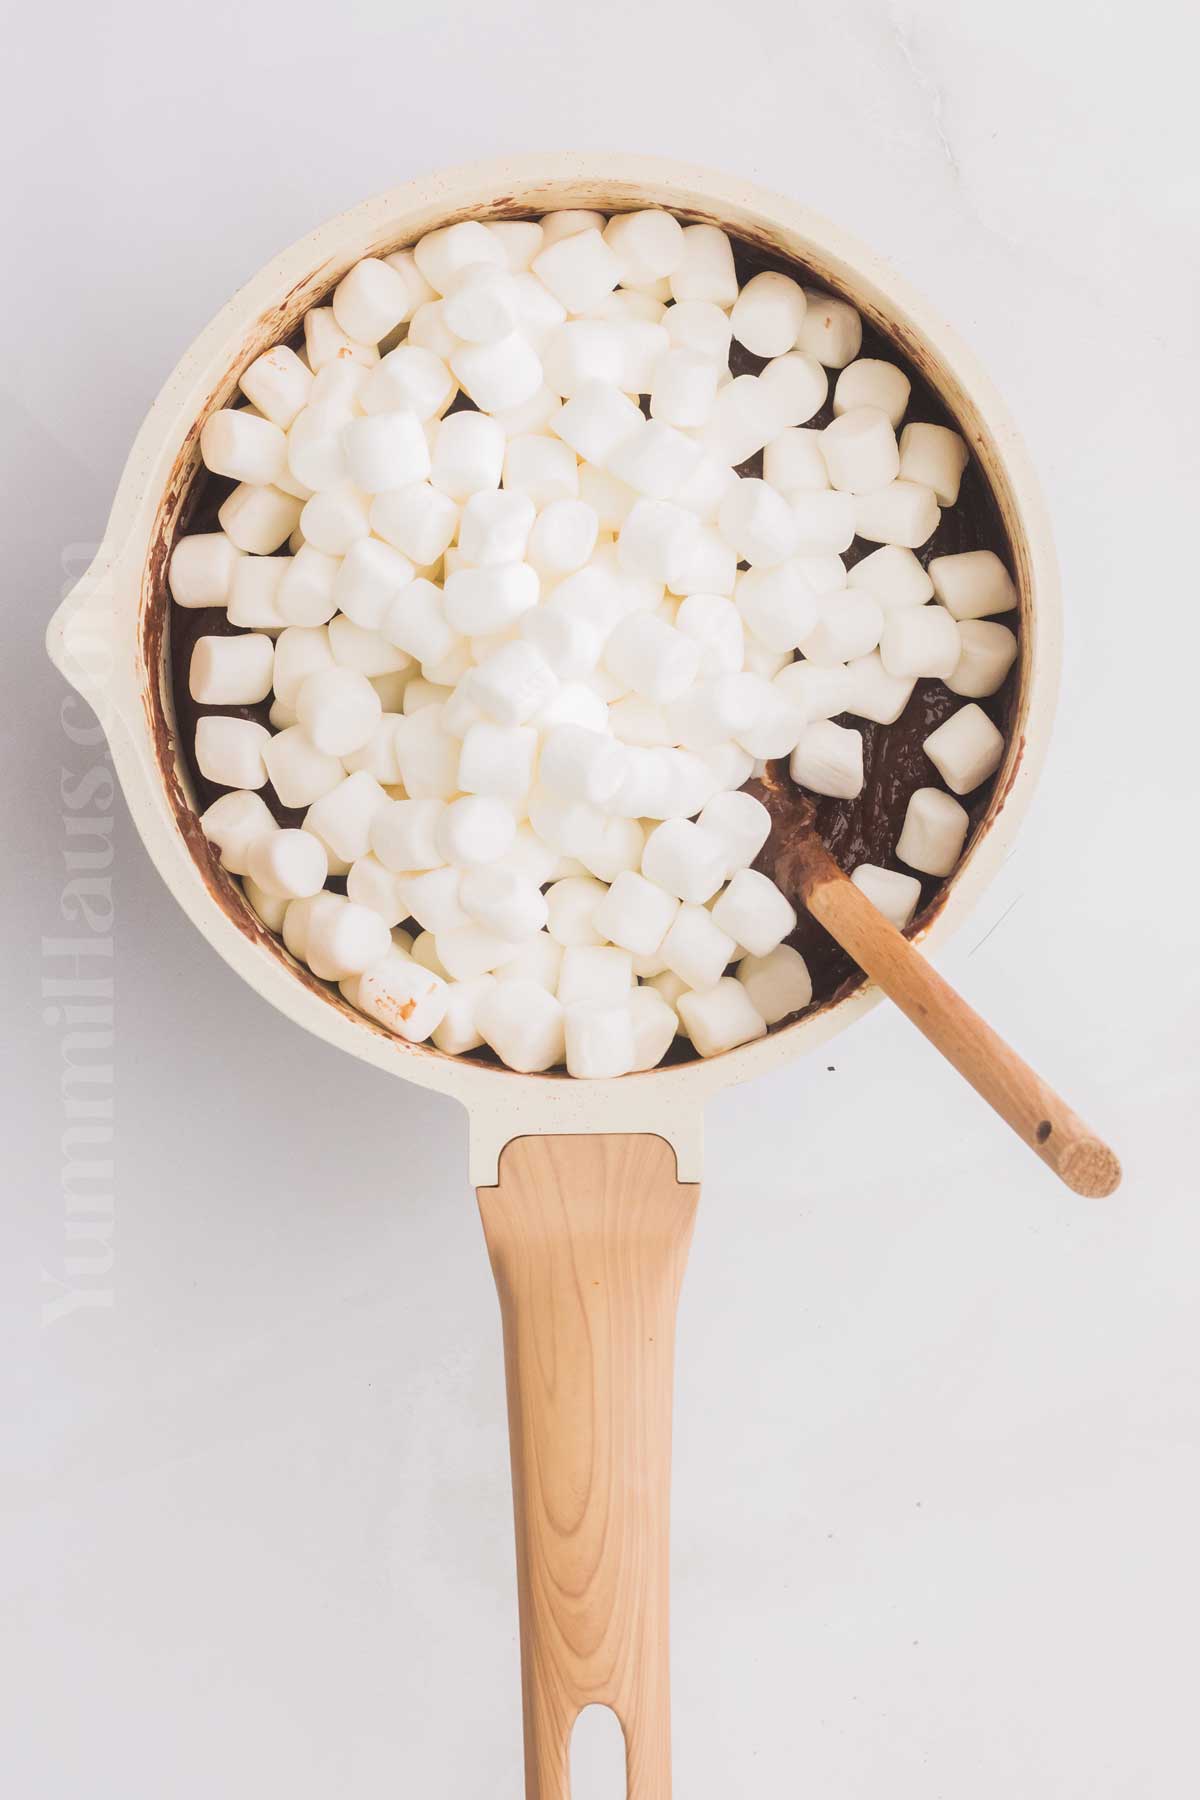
{"left": 47, "top": 155, "right": 1062, "bottom": 1798}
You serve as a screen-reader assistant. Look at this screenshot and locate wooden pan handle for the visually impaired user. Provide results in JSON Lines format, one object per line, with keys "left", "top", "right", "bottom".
{"left": 477, "top": 1134, "right": 700, "bottom": 1799}
{"left": 792, "top": 837, "right": 1120, "bottom": 1197}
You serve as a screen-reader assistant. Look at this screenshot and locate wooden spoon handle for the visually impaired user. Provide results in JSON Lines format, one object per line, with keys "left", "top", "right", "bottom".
{"left": 793, "top": 840, "right": 1120, "bottom": 1197}
{"left": 477, "top": 1134, "right": 699, "bottom": 1799}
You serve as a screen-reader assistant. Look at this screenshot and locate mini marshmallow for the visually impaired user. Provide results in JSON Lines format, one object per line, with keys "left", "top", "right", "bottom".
{"left": 194, "top": 715, "right": 271, "bottom": 790}
{"left": 227, "top": 557, "right": 288, "bottom": 630}
{"left": 413, "top": 219, "right": 505, "bottom": 293}
{"left": 443, "top": 563, "right": 539, "bottom": 635}
{"left": 735, "top": 563, "right": 820, "bottom": 651}
{"left": 478, "top": 979, "right": 565, "bottom": 1072}
{"left": 404, "top": 865, "right": 469, "bottom": 934}
{"left": 946, "top": 620, "right": 1018, "bottom": 698}
{"left": 533, "top": 678, "right": 610, "bottom": 734}
{"left": 332, "top": 257, "right": 412, "bottom": 344}
{"left": 218, "top": 484, "right": 303, "bottom": 555}
{"left": 200, "top": 409, "right": 288, "bottom": 486}
{"left": 628, "top": 987, "right": 678, "bottom": 1070}
{"left": 844, "top": 650, "right": 917, "bottom": 726}
{"left": 896, "top": 787, "right": 970, "bottom": 876}
{"left": 368, "top": 486, "right": 457, "bottom": 571}
{"left": 198, "top": 790, "right": 277, "bottom": 876}
{"left": 383, "top": 248, "right": 437, "bottom": 315}
{"left": 541, "top": 321, "right": 625, "bottom": 397}
{"left": 613, "top": 315, "right": 669, "bottom": 394}
{"left": 301, "top": 484, "right": 372, "bottom": 556}
{"left": 498, "top": 930, "right": 564, "bottom": 991}
{"left": 604, "top": 613, "right": 701, "bottom": 704}
{"left": 763, "top": 428, "right": 830, "bottom": 496}
{"left": 791, "top": 489, "right": 857, "bottom": 555}
{"left": 280, "top": 891, "right": 336, "bottom": 963}
{"left": 458, "top": 488, "right": 537, "bottom": 567}
{"left": 563, "top": 1003, "right": 635, "bottom": 1079}
{"left": 790, "top": 718, "right": 865, "bottom": 799}
{"left": 642, "top": 818, "right": 727, "bottom": 905}
{"left": 489, "top": 220, "right": 545, "bottom": 271}
{"left": 470, "top": 640, "right": 558, "bottom": 724}
{"left": 797, "top": 290, "right": 863, "bottom": 368}
{"left": 801, "top": 592, "right": 885, "bottom": 666}
{"left": 833, "top": 359, "right": 911, "bottom": 428}
{"left": 242, "top": 877, "right": 288, "bottom": 934}
{"left": 557, "top": 945, "right": 634, "bottom": 1007}
{"left": 541, "top": 211, "right": 608, "bottom": 246}
{"left": 540, "top": 723, "right": 625, "bottom": 805}
{"left": 677, "top": 978, "right": 767, "bottom": 1057}
{"left": 854, "top": 481, "right": 940, "bottom": 549}
{"left": 661, "top": 904, "right": 737, "bottom": 991}
{"left": 898, "top": 422, "right": 969, "bottom": 507}
{"left": 342, "top": 410, "right": 430, "bottom": 494}
{"left": 492, "top": 382, "right": 562, "bottom": 438}
{"left": 276, "top": 545, "right": 340, "bottom": 628}
{"left": 436, "top": 794, "right": 517, "bottom": 867}
{"left": 304, "top": 771, "right": 389, "bottom": 863}
{"left": 169, "top": 533, "right": 241, "bottom": 609}
{"left": 527, "top": 499, "right": 599, "bottom": 577}
{"left": 773, "top": 657, "right": 857, "bottom": 721}
{"left": 296, "top": 666, "right": 382, "bottom": 756}
{"left": 431, "top": 974, "right": 497, "bottom": 1055}
{"left": 458, "top": 721, "right": 538, "bottom": 798}
{"left": 609, "top": 421, "right": 700, "bottom": 501}
{"left": 923, "top": 703, "right": 1004, "bottom": 795}
{"left": 189, "top": 633, "right": 274, "bottom": 706}
{"left": 532, "top": 228, "right": 621, "bottom": 314}
{"left": 431, "top": 411, "right": 506, "bottom": 500}
{"left": 553, "top": 382, "right": 643, "bottom": 466}
{"left": 700, "top": 375, "right": 781, "bottom": 467}
{"left": 736, "top": 944, "right": 812, "bottom": 1025}
{"left": 460, "top": 866, "right": 547, "bottom": 941}
{"left": 698, "top": 790, "right": 772, "bottom": 877}
{"left": 592, "top": 870, "right": 680, "bottom": 957}
{"left": 406, "top": 299, "right": 459, "bottom": 361}
{"left": 717, "top": 479, "right": 798, "bottom": 569}
{"left": 730, "top": 270, "right": 807, "bottom": 358}
{"left": 669, "top": 225, "right": 738, "bottom": 308}
{"left": 246, "top": 827, "right": 329, "bottom": 900}
{"left": 618, "top": 499, "right": 699, "bottom": 586}
{"left": 361, "top": 344, "right": 456, "bottom": 422}
{"left": 665, "top": 523, "right": 738, "bottom": 598}
{"left": 342, "top": 713, "right": 405, "bottom": 783}
{"left": 371, "top": 796, "right": 446, "bottom": 871}
{"left": 239, "top": 345, "right": 314, "bottom": 429}
{"left": 305, "top": 897, "right": 392, "bottom": 982}
{"left": 328, "top": 616, "right": 409, "bottom": 678}
{"left": 451, "top": 332, "right": 544, "bottom": 413}
{"left": 675, "top": 594, "right": 745, "bottom": 676}
{"left": 545, "top": 875, "right": 608, "bottom": 946}
{"left": 649, "top": 349, "right": 722, "bottom": 429}
{"left": 850, "top": 863, "right": 922, "bottom": 930}
{"left": 442, "top": 264, "right": 519, "bottom": 343}
{"left": 879, "top": 604, "right": 961, "bottom": 680}
{"left": 603, "top": 209, "right": 685, "bottom": 284}
{"left": 356, "top": 956, "right": 449, "bottom": 1042}
{"left": 520, "top": 607, "right": 603, "bottom": 681}
{"left": 261, "top": 724, "right": 343, "bottom": 808}
{"left": 393, "top": 705, "right": 461, "bottom": 799}
{"left": 503, "top": 433, "right": 579, "bottom": 504}
{"left": 287, "top": 404, "right": 350, "bottom": 492}
{"left": 821, "top": 407, "right": 900, "bottom": 494}
{"left": 758, "top": 352, "right": 829, "bottom": 429}
{"left": 711, "top": 869, "right": 796, "bottom": 958}
{"left": 928, "top": 549, "right": 1017, "bottom": 620}
{"left": 304, "top": 307, "right": 379, "bottom": 372}
{"left": 383, "top": 577, "right": 458, "bottom": 667}
{"left": 846, "top": 544, "right": 934, "bottom": 610}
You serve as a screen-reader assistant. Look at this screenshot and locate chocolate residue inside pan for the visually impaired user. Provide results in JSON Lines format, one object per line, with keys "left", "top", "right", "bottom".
{"left": 149, "top": 216, "right": 1021, "bottom": 1071}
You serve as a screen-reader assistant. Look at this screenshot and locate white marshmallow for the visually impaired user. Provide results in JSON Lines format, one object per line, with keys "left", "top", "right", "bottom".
{"left": 879, "top": 604, "right": 961, "bottom": 680}
{"left": 790, "top": 489, "right": 857, "bottom": 554}
{"left": 404, "top": 865, "right": 469, "bottom": 934}
{"left": 773, "top": 657, "right": 856, "bottom": 721}
{"left": 717, "top": 478, "right": 798, "bottom": 568}
{"left": 539, "top": 723, "right": 625, "bottom": 806}
{"left": 189, "top": 633, "right": 274, "bottom": 705}
{"left": 383, "top": 577, "right": 458, "bottom": 666}
{"left": 735, "top": 562, "right": 820, "bottom": 650}
{"left": 545, "top": 875, "right": 608, "bottom": 946}
{"left": 301, "top": 484, "right": 372, "bottom": 556}
{"left": 797, "top": 290, "right": 863, "bottom": 368}
{"left": 371, "top": 478, "right": 459, "bottom": 568}
{"left": 246, "top": 827, "right": 328, "bottom": 900}
{"left": 541, "top": 320, "right": 625, "bottom": 397}
{"left": 603, "top": 210, "right": 685, "bottom": 284}
{"left": 287, "top": 404, "right": 350, "bottom": 492}
{"left": 946, "top": 619, "right": 1018, "bottom": 698}
{"left": 923, "top": 703, "right": 1005, "bottom": 795}
{"left": 527, "top": 498, "right": 599, "bottom": 577}
{"left": 361, "top": 344, "right": 456, "bottom": 421}
{"left": 675, "top": 593, "right": 745, "bottom": 676}
{"left": 239, "top": 345, "right": 314, "bottom": 429}
{"left": 296, "top": 666, "right": 381, "bottom": 756}
{"left": 641, "top": 818, "right": 727, "bottom": 904}
{"left": 612, "top": 314, "right": 669, "bottom": 394}
{"left": 833, "top": 359, "right": 911, "bottom": 428}
{"left": 660, "top": 903, "right": 737, "bottom": 990}
{"left": 488, "top": 220, "right": 545, "bottom": 271}
{"left": 759, "top": 353, "right": 829, "bottom": 428}
{"left": 431, "top": 974, "right": 497, "bottom": 1055}
{"left": 194, "top": 714, "right": 271, "bottom": 791}
{"left": 451, "top": 332, "right": 544, "bottom": 413}
{"left": 458, "top": 488, "right": 536, "bottom": 567}
{"left": 533, "top": 677, "right": 610, "bottom": 734}
{"left": 928, "top": 549, "right": 1018, "bottom": 620}
{"left": 477, "top": 980, "right": 565, "bottom": 1072}
{"left": 392, "top": 704, "right": 461, "bottom": 799}
{"left": 854, "top": 481, "right": 940, "bottom": 549}
{"left": 443, "top": 562, "right": 539, "bottom": 635}
{"left": 460, "top": 866, "right": 547, "bottom": 941}
{"left": 763, "top": 428, "right": 830, "bottom": 496}
{"left": 198, "top": 790, "right": 276, "bottom": 875}
{"left": 669, "top": 225, "right": 738, "bottom": 307}
{"left": 790, "top": 718, "right": 865, "bottom": 799}
{"left": 801, "top": 592, "right": 884, "bottom": 666}
{"left": 442, "top": 263, "right": 519, "bottom": 342}
{"left": 469, "top": 640, "right": 558, "bottom": 724}
{"left": 821, "top": 406, "right": 900, "bottom": 494}
{"left": 628, "top": 986, "right": 678, "bottom": 1070}
{"left": 342, "top": 709, "right": 403, "bottom": 791}
{"left": 847, "top": 544, "right": 934, "bottom": 609}
{"left": 303, "top": 307, "right": 379, "bottom": 372}
{"left": 406, "top": 299, "right": 459, "bottom": 361}
{"left": 242, "top": 877, "right": 288, "bottom": 934}
{"left": 498, "top": 931, "right": 564, "bottom": 991}
{"left": 200, "top": 409, "right": 288, "bottom": 486}
{"left": 665, "top": 522, "right": 738, "bottom": 597}
{"left": 741, "top": 637, "right": 793, "bottom": 683}
{"left": 503, "top": 433, "right": 579, "bottom": 504}
{"left": 730, "top": 270, "right": 807, "bottom": 358}
{"left": 618, "top": 499, "right": 699, "bottom": 585}
{"left": 277, "top": 545, "right": 341, "bottom": 628}
{"left": 677, "top": 978, "right": 767, "bottom": 1057}
{"left": 898, "top": 422, "right": 969, "bottom": 507}
{"left": 700, "top": 375, "right": 780, "bottom": 466}
{"left": 218, "top": 484, "right": 302, "bottom": 556}
{"left": 736, "top": 944, "right": 812, "bottom": 1024}
{"left": 356, "top": 956, "right": 448, "bottom": 1041}
{"left": 663, "top": 298, "right": 732, "bottom": 361}
{"left": 850, "top": 864, "right": 922, "bottom": 930}
{"left": 280, "top": 891, "right": 336, "bottom": 963}
{"left": 342, "top": 410, "right": 430, "bottom": 494}
{"left": 649, "top": 349, "right": 722, "bottom": 429}
{"left": 532, "top": 228, "right": 621, "bottom": 314}
{"left": 844, "top": 650, "right": 917, "bottom": 726}
{"left": 557, "top": 944, "right": 633, "bottom": 1007}
{"left": 563, "top": 1002, "right": 635, "bottom": 1079}
{"left": 371, "top": 796, "right": 446, "bottom": 871}
{"left": 520, "top": 607, "right": 603, "bottom": 681}
{"left": 304, "top": 771, "right": 389, "bottom": 863}
{"left": 492, "top": 382, "right": 562, "bottom": 438}
{"left": 609, "top": 421, "right": 700, "bottom": 501}
{"left": 169, "top": 533, "right": 241, "bottom": 609}
{"left": 604, "top": 613, "right": 701, "bottom": 704}
{"left": 458, "top": 721, "right": 538, "bottom": 798}
{"left": 896, "top": 787, "right": 970, "bottom": 876}
{"left": 553, "top": 382, "right": 643, "bottom": 466}
{"left": 711, "top": 868, "right": 796, "bottom": 957}
{"left": 435, "top": 794, "right": 515, "bottom": 867}
{"left": 227, "top": 557, "right": 288, "bottom": 630}
{"left": 431, "top": 411, "right": 506, "bottom": 500}
{"left": 332, "top": 257, "right": 413, "bottom": 344}
{"left": 413, "top": 220, "right": 505, "bottom": 293}
{"left": 697, "top": 790, "right": 772, "bottom": 877}
{"left": 305, "top": 897, "right": 392, "bottom": 982}
{"left": 383, "top": 248, "right": 437, "bottom": 315}
{"left": 541, "top": 211, "right": 607, "bottom": 245}
{"left": 261, "top": 724, "right": 343, "bottom": 808}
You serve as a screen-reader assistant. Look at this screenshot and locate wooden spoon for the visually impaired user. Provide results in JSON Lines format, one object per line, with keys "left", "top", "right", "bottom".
{"left": 780, "top": 810, "right": 1121, "bottom": 1199}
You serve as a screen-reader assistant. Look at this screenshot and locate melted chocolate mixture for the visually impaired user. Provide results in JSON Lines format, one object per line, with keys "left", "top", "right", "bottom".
{"left": 168, "top": 228, "right": 1016, "bottom": 1041}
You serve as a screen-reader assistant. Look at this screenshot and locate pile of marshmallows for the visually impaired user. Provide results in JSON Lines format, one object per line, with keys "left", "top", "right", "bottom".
{"left": 172, "top": 208, "right": 1018, "bottom": 1078}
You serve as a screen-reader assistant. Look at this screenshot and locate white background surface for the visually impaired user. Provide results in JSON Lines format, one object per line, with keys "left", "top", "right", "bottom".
{"left": 5, "top": 2, "right": 1198, "bottom": 1794}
